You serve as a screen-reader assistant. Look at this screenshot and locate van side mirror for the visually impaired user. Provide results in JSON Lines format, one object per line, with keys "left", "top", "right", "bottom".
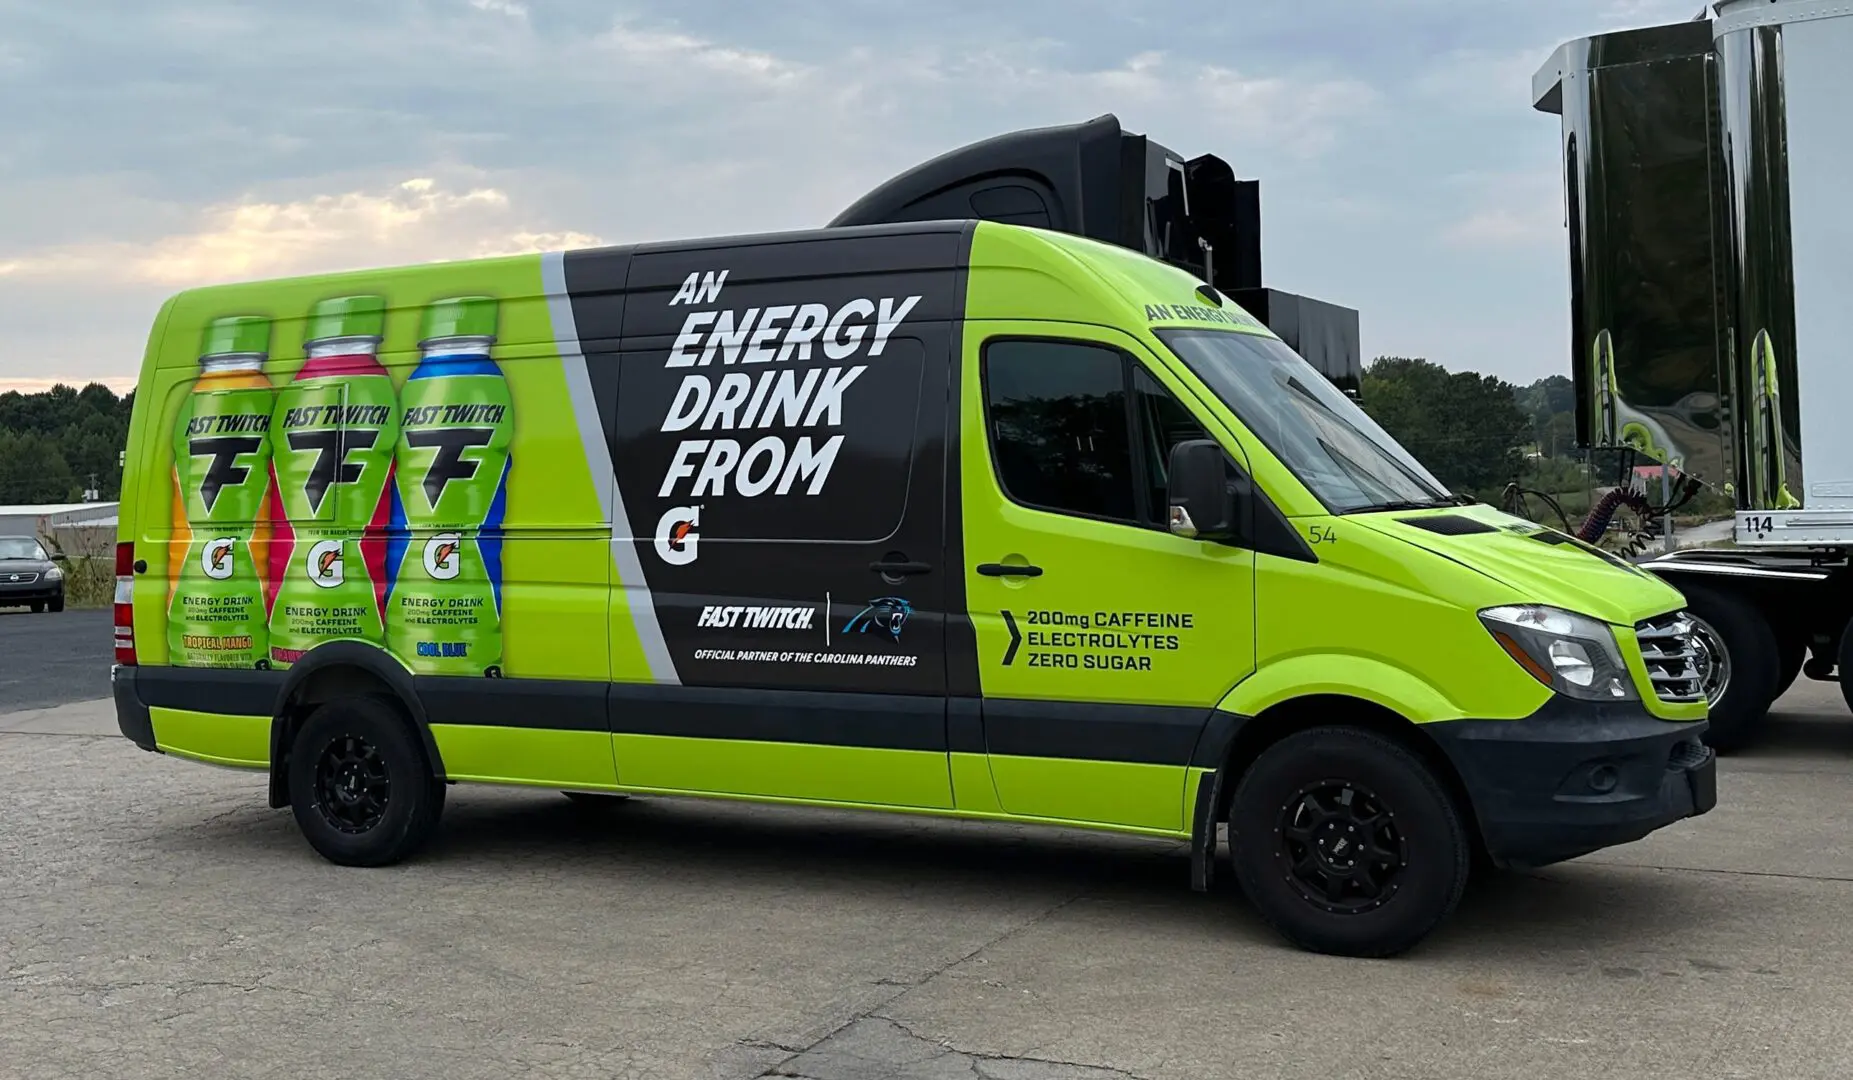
{"left": 1166, "top": 439, "right": 1240, "bottom": 542}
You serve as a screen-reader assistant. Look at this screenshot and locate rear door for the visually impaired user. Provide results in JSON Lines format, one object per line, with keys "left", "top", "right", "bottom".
{"left": 957, "top": 323, "right": 1258, "bottom": 831}
{"left": 583, "top": 230, "right": 965, "bottom": 808}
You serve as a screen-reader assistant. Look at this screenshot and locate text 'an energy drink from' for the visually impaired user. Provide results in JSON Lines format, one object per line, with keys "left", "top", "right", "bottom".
{"left": 267, "top": 295, "right": 400, "bottom": 668}
{"left": 387, "top": 296, "right": 513, "bottom": 677}
{"left": 167, "top": 316, "right": 275, "bottom": 668}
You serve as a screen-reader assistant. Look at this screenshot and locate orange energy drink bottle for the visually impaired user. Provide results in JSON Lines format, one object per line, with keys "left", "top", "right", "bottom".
{"left": 167, "top": 316, "right": 275, "bottom": 668}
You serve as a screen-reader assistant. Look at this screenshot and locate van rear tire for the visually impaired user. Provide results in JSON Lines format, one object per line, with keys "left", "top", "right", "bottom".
{"left": 287, "top": 697, "right": 444, "bottom": 867}
{"left": 1229, "top": 727, "right": 1469, "bottom": 959}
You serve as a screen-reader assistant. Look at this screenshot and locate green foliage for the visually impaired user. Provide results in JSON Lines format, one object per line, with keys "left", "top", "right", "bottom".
{"left": 0, "top": 383, "right": 134, "bottom": 504}
{"left": 1360, "top": 357, "right": 1532, "bottom": 495}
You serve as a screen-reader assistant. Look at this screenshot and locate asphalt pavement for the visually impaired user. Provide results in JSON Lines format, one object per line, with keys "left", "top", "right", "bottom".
{"left": 2, "top": 669, "right": 1850, "bottom": 1077}
{"left": 0, "top": 607, "right": 111, "bottom": 712}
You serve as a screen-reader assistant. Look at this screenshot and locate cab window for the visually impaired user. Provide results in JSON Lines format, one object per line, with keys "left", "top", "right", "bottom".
{"left": 981, "top": 338, "right": 1219, "bottom": 529}
{"left": 1132, "top": 365, "right": 1212, "bottom": 527}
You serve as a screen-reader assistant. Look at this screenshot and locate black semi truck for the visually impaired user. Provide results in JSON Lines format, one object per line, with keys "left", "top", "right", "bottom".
{"left": 830, "top": 113, "right": 1363, "bottom": 396}
{"left": 1534, "top": 0, "right": 1853, "bottom": 748}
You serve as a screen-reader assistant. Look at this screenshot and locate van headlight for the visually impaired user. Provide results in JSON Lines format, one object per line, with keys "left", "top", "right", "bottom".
{"left": 1479, "top": 605, "right": 1635, "bottom": 701}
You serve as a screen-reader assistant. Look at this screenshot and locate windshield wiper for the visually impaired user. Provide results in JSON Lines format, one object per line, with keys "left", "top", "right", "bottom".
{"left": 1340, "top": 495, "right": 1474, "bottom": 515}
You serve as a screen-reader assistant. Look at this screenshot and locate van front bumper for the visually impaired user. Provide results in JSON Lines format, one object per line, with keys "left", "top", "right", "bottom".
{"left": 1426, "top": 698, "right": 1716, "bottom": 870}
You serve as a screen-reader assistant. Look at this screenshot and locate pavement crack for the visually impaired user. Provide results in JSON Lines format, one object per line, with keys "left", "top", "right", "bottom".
{"left": 740, "top": 892, "right": 1091, "bottom": 1077}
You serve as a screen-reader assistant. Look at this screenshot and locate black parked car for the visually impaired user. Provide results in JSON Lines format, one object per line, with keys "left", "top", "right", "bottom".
{"left": 0, "top": 536, "right": 66, "bottom": 613}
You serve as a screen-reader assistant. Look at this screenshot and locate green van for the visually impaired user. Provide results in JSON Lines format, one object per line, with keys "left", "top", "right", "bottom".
{"left": 110, "top": 220, "right": 1715, "bottom": 956}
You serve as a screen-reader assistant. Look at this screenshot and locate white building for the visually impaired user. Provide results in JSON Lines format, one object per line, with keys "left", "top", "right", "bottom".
{"left": 0, "top": 502, "right": 119, "bottom": 552}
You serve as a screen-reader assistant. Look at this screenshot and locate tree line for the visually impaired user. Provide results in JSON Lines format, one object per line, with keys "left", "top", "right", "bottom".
{"left": 0, "top": 383, "right": 136, "bottom": 505}
{"left": 1360, "top": 357, "right": 1578, "bottom": 501}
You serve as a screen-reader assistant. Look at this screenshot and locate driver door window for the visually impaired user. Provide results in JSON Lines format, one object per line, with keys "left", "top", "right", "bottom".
{"left": 983, "top": 339, "right": 1233, "bottom": 532}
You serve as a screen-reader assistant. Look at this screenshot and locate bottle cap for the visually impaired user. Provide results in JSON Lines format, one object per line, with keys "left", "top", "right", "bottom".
{"left": 419, "top": 296, "right": 498, "bottom": 344}
{"left": 199, "top": 315, "right": 271, "bottom": 358}
{"left": 305, "top": 295, "right": 387, "bottom": 344}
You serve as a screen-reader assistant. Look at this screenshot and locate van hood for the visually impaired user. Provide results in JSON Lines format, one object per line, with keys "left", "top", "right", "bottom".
{"left": 1348, "top": 503, "right": 1687, "bottom": 627}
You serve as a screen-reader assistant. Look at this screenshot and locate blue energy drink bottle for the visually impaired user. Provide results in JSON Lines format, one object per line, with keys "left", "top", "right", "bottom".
{"left": 386, "top": 296, "right": 513, "bottom": 677}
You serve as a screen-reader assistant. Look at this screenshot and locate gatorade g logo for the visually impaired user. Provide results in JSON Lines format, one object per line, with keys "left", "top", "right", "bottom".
{"left": 423, "top": 533, "right": 462, "bottom": 580}
{"left": 287, "top": 429, "right": 382, "bottom": 514}
{"left": 655, "top": 505, "right": 700, "bottom": 566}
{"left": 306, "top": 539, "right": 344, "bottom": 589}
{"left": 190, "top": 436, "right": 265, "bottom": 513}
{"left": 200, "top": 537, "right": 238, "bottom": 580}
{"left": 404, "top": 427, "right": 496, "bottom": 508}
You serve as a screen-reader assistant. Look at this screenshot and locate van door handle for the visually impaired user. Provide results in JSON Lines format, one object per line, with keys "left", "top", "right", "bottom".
{"left": 976, "top": 563, "right": 1043, "bottom": 578}
{"left": 870, "top": 559, "right": 932, "bottom": 576}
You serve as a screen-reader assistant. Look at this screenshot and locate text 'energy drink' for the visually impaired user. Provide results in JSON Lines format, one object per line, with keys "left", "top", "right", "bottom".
{"left": 168, "top": 316, "right": 275, "bottom": 668}
{"left": 267, "top": 295, "right": 400, "bottom": 668}
{"left": 387, "top": 296, "right": 513, "bottom": 677}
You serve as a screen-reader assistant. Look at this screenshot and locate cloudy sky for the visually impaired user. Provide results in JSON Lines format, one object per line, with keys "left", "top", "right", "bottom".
{"left": 0, "top": 0, "right": 1703, "bottom": 394}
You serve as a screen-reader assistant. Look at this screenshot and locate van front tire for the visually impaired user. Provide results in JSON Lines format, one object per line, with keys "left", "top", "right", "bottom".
{"left": 1229, "top": 727, "right": 1469, "bottom": 959}
{"left": 287, "top": 698, "right": 445, "bottom": 868}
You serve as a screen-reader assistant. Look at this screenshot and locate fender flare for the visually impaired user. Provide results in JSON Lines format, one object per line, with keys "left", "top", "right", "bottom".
{"left": 1215, "top": 654, "right": 1479, "bottom": 726}
{"left": 267, "top": 642, "right": 445, "bottom": 808}
{"left": 1185, "top": 655, "right": 1526, "bottom": 892}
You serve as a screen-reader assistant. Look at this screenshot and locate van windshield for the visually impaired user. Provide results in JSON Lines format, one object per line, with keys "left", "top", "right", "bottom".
{"left": 1155, "top": 329, "right": 1457, "bottom": 514}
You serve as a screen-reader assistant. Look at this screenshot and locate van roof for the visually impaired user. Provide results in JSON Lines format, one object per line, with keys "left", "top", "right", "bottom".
{"left": 155, "top": 218, "right": 1270, "bottom": 342}
{"left": 160, "top": 218, "right": 1202, "bottom": 295}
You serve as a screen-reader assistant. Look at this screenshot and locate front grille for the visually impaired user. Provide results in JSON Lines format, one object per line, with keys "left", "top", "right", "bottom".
{"left": 1636, "top": 612, "right": 1705, "bottom": 704}
{"left": 1, "top": 571, "right": 39, "bottom": 585}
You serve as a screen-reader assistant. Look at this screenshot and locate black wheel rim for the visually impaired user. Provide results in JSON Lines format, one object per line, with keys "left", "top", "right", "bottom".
{"left": 1276, "top": 779, "right": 1407, "bottom": 914}
{"left": 313, "top": 733, "right": 392, "bottom": 835}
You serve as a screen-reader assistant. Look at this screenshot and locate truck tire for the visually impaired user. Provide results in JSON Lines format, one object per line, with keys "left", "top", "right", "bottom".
{"left": 1839, "top": 618, "right": 1853, "bottom": 716}
{"left": 287, "top": 697, "right": 446, "bottom": 867}
{"left": 1678, "top": 582, "right": 1781, "bottom": 752}
{"left": 1774, "top": 633, "right": 1805, "bottom": 703}
{"left": 1228, "top": 727, "right": 1469, "bottom": 958}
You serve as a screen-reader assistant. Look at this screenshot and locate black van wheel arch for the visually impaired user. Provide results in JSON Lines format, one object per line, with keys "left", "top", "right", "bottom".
{"left": 269, "top": 654, "right": 446, "bottom": 810}
{"left": 1194, "top": 696, "right": 1488, "bottom": 887}
{"left": 1228, "top": 725, "right": 1471, "bottom": 958}
{"left": 286, "top": 695, "right": 446, "bottom": 867}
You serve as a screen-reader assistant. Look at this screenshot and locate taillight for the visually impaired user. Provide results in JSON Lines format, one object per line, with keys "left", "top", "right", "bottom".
{"left": 114, "top": 541, "right": 136, "bottom": 666}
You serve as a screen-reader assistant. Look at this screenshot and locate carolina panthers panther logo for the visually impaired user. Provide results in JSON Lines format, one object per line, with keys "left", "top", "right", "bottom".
{"left": 842, "top": 597, "right": 912, "bottom": 643}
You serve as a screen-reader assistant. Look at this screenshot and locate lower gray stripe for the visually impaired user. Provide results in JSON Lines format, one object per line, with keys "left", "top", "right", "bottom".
{"left": 540, "top": 250, "right": 680, "bottom": 686}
